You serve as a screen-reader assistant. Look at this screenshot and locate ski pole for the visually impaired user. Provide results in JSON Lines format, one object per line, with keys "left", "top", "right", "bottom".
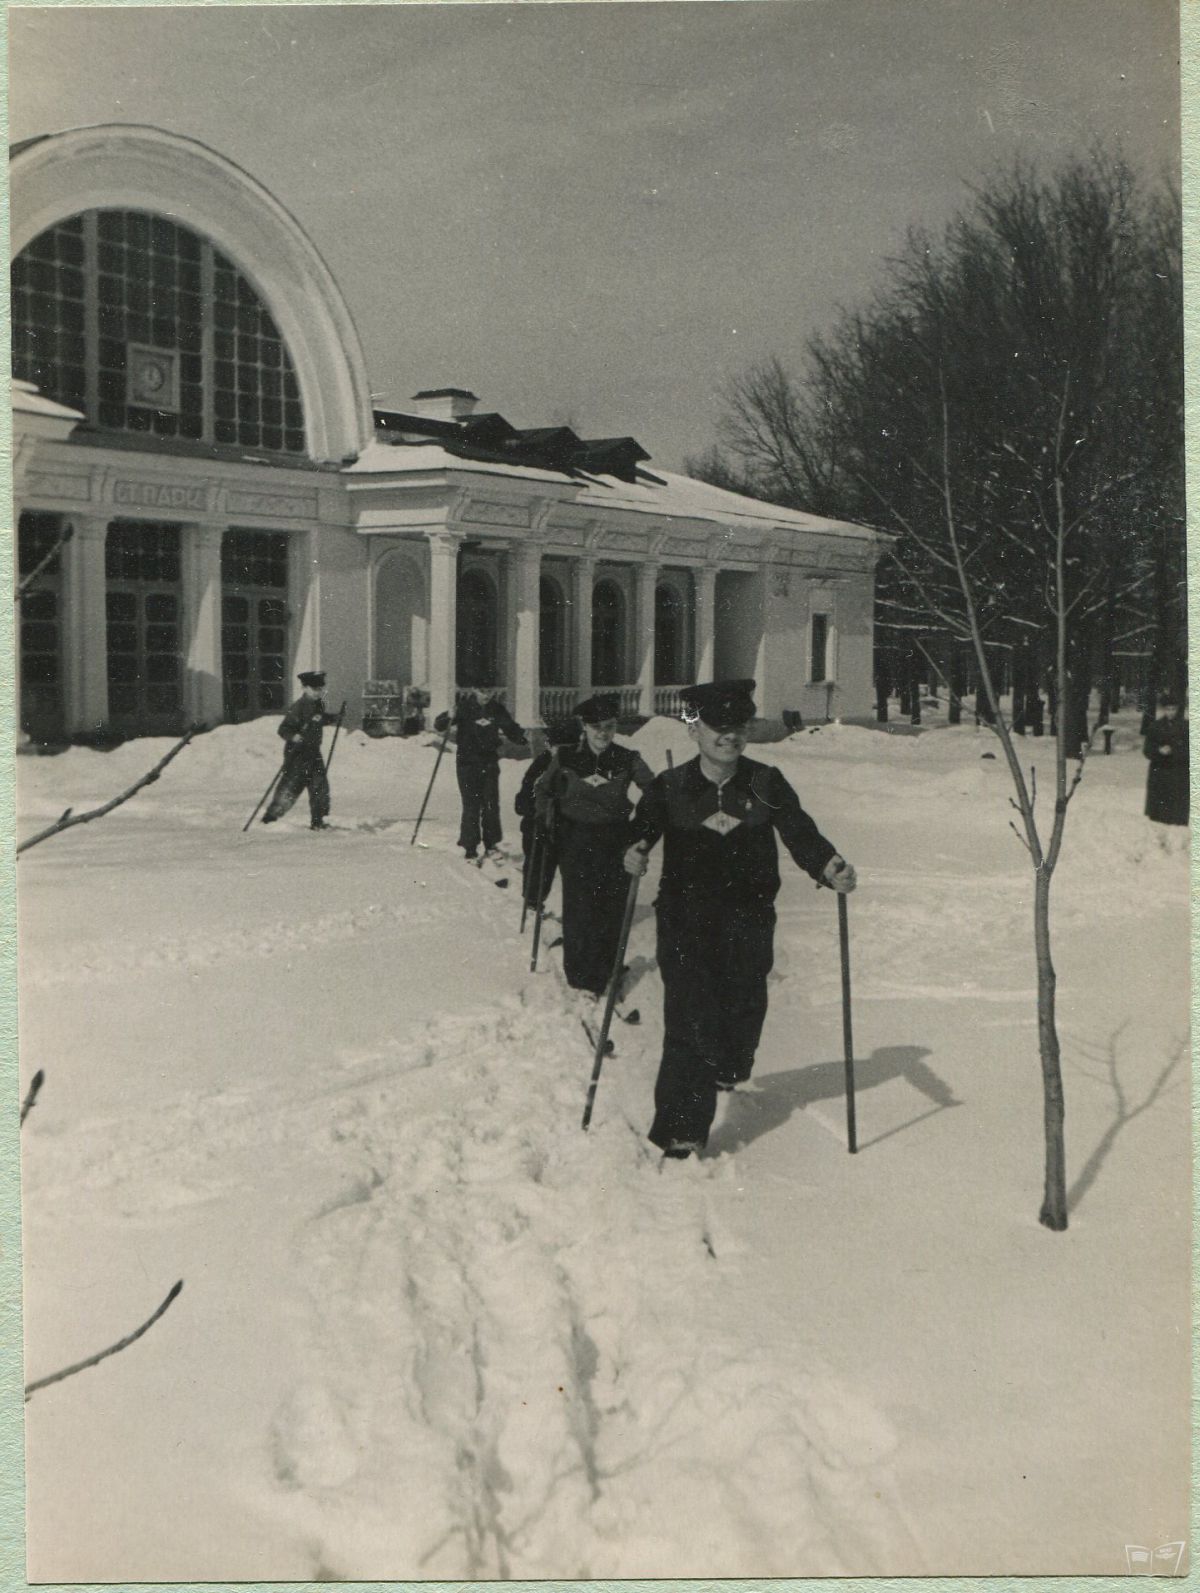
{"left": 410, "top": 721, "right": 452, "bottom": 846}
{"left": 528, "top": 816, "right": 556, "bottom": 971}
{"left": 581, "top": 872, "right": 640, "bottom": 1131}
{"left": 520, "top": 831, "right": 537, "bottom": 935}
{"left": 323, "top": 701, "right": 347, "bottom": 774}
{"left": 243, "top": 762, "right": 286, "bottom": 832}
{"left": 837, "top": 892, "right": 857, "bottom": 1154}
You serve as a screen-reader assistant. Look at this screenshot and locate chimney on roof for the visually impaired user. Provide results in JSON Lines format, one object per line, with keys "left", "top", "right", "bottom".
{"left": 410, "top": 387, "right": 479, "bottom": 423}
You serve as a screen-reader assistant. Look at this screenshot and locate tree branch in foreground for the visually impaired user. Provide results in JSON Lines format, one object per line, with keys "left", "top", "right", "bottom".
{"left": 17, "top": 726, "right": 203, "bottom": 855}
{"left": 24, "top": 1281, "right": 184, "bottom": 1400}
{"left": 19, "top": 1070, "right": 44, "bottom": 1127}
{"left": 15, "top": 524, "right": 74, "bottom": 601}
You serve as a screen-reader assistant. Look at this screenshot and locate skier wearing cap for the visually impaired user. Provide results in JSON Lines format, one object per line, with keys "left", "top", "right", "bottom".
{"left": 262, "top": 671, "right": 339, "bottom": 830}
{"left": 535, "top": 694, "right": 654, "bottom": 998}
{"left": 434, "top": 687, "right": 529, "bottom": 864}
{"left": 624, "top": 679, "right": 856, "bottom": 1159}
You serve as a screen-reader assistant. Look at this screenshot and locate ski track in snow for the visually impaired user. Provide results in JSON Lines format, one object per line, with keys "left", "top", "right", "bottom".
{"left": 247, "top": 972, "right": 919, "bottom": 1579}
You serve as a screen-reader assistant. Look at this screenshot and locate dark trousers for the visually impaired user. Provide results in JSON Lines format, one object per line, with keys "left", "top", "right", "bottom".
{"left": 649, "top": 897, "right": 775, "bottom": 1151}
{"left": 520, "top": 817, "right": 559, "bottom": 908}
{"left": 265, "top": 747, "right": 330, "bottom": 824}
{"left": 559, "top": 822, "right": 629, "bottom": 995}
{"left": 456, "top": 759, "right": 501, "bottom": 855}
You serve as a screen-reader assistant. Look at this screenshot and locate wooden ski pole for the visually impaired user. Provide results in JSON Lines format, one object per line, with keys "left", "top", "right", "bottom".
{"left": 520, "top": 829, "right": 538, "bottom": 935}
{"left": 528, "top": 816, "right": 556, "bottom": 971}
{"left": 837, "top": 892, "right": 858, "bottom": 1154}
{"left": 244, "top": 761, "right": 285, "bottom": 831}
{"left": 410, "top": 721, "right": 452, "bottom": 846}
{"left": 323, "top": 701, "right": 347, "bottom": 774}
{"left": 581, "top": 873, "right": 640, "bottom": 1131}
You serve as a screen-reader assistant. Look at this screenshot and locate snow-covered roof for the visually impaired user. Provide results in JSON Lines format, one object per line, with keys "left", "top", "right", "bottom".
{"left": 12, "top": 377, "right": 84, "bottom": 423}
{"left": 343, "top": 437, "right": 876, "bottom": 542}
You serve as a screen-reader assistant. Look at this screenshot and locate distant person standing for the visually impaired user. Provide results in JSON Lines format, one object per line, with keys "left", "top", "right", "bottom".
{"left": 1143, "top": 694, "right": 1189, "bottom": 827}
{"left": 263, "top": 670, "right": 339, "bottom": 830}
{"left": 434, "top": 687, "right": 529, "bottom": 863}
{"left": 535, "top": 694, "right": 653, "bottom": 997}
{"left": 625, "top": 679, "right": 856, "bottom": 1159}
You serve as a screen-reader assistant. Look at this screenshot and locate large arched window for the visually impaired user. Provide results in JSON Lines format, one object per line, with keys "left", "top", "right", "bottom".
{"left": 457, "top": 568, "right": 499, "bottom": 687}
{"left": 592, "top": 578, "right": 625, "bottom": 686}
{"left": 11, "top": 209, "right": 306, "bottom": 454}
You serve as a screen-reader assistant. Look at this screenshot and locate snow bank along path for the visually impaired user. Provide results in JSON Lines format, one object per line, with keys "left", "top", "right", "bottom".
{"left": 16, "top": 713, "right": 1190, "bottom": 1579}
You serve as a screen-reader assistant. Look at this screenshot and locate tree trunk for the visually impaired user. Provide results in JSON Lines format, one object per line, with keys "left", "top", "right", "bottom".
{"left": 1034, "top": 865, "right": 1068, "bottom": 1230}
{"left": 948, "top": 647, "right": 963, "bottom": 725}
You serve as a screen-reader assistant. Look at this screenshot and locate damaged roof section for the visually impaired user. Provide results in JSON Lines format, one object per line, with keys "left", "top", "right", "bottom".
{"left": 372, "top": 393, "right": 652, "bottom": 483}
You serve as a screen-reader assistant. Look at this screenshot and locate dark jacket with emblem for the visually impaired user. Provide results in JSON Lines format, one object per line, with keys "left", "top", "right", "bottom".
{"left": 630, "top": 754, "right": 836, "bottom": 907}
{"left": 435, "top": 696, "right": 528, "bottom": 765}
{"left": 535, "top": 742, "right": 655, "bottom": 827}
{"left": 278, "top": 694, "right": 336, "bottom": 754}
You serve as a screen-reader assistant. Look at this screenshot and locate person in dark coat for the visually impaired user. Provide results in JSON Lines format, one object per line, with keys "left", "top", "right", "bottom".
{"left": 514, "top": 718, "right": 577, "bottom": 911}
{"left": 624, "top": 679, "right": 856, "bottom": 1160}
{"left": 535, "top": 694, "right": 654, "bottom": 997}
{"left": 1144, "top": 695, "right": 1189, "bottom": 826}
{"left": 434, "top": 688, "right": 528, "bottom": 862}
{"left": 262, "top": 671, "right": 340, "bottom": 829}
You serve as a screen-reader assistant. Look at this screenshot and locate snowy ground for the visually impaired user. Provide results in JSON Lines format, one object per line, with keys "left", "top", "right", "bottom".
{"left": 15, "top": 707, "right": 1191, "bottom": 1580}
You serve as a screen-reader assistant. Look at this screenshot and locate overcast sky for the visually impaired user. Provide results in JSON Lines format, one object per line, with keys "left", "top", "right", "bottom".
{"left": 8, "top": 0, "right": 1181, "bottom": 471}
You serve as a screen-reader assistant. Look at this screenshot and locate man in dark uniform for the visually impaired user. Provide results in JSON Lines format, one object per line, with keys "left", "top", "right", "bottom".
{"left": 624, "top": 679, "right": 856, "bottom": 1158}
{"left": 263, "top": 671, "right": 340, "bottom": 829}
{"left": 534, "top": 694, "right": 654, "bottom": 997}
{"left": 514, "top": 717, "right": 577, "bottom": 912}
{"left": 434, "top": 687, "right": 529, "bottom": 863}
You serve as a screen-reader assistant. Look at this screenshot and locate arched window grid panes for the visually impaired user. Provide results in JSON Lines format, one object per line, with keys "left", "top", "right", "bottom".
{"left": 12, "top": 210, "right": 305, "bottom": 455}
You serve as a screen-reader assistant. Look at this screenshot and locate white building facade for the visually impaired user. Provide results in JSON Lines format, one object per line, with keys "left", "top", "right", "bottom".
{"left": 12, "top": 125, "right": 886, "bottom": 742}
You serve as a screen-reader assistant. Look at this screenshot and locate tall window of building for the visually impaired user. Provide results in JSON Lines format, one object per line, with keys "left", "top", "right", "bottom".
{"left": 810, "top": 613, "right": 829, "bottom": 683}
{"left": 12, "top": 210, "right": 306, "bottom": 454}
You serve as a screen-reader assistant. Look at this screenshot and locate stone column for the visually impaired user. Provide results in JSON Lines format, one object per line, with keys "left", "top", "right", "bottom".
{"left": 61, "top": 515, "right": 110, "bottom": 735}
{"left": 427, "top": 532, "right": 461, "bottom": 722}
{"left": 181, "top": 525, "right": 225, "bottom": 728}
{"left": 506, "top": 540, "right": 542, "bottom": 727}
{"left": 635, "top": 561, "right": 659, "bottom": 717}
{"left": 695, "top": 565, "right": 717, "bottom": 682}
{"left": 288, "top": 526, "right": 320, "bottom": 681}
{"left": 571, "top": 555, "right": 595, "bottom": 699}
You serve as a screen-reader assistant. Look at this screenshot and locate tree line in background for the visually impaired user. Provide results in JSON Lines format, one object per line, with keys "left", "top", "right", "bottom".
{"left": 690, "top": 147, "right": 1186, "bottom": 743}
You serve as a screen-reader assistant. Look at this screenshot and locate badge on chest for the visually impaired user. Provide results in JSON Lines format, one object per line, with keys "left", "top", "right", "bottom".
{"left": 583, "top": 772, "right": 610, "bottom": 788}
{"left": 703, "top": 809, "right": 742, "bottom": 836}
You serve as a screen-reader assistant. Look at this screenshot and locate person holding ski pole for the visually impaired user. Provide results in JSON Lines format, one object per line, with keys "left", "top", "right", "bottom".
{"left": 262, "top": 670, "right": 340, "bottom": 831}
{"left": 623, "top": 679, "right": 856, "bottom": 1160}
{"left": 433, "top": 686, "right": 528, "bottom": 867}
{"left": 537, "top": 694, "right": 654, "bottom": 1000}
{"left": 515, "top": 718, "right": 577, "bottom": 915}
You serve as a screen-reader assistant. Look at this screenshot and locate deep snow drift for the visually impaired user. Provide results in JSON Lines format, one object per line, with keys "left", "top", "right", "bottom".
{"left": 16, "top": 709, "right": 1190, "bottom": 1579}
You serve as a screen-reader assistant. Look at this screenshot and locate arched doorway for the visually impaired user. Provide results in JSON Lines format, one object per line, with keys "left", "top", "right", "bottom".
{"left": 655, "top": 581, "right": 687, "bottom": 683}
{"left": 457, "top": 567, "right": 498, "bottom": 687}
{"left": 592, "top": 578, "right": 625, "bottom": 686}
{"left": 374, "top": 550, "right": 426, "bottom": 685}
{"left": 539, "top": 574, "right": 568, "bottom": 685}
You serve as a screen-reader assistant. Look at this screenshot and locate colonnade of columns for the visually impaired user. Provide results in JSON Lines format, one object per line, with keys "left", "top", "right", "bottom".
{"left": 420, "top": 533, "right": 721, "bottom": 726}
{"left": 33, "top": 513, "right": 317, "bottom": 736}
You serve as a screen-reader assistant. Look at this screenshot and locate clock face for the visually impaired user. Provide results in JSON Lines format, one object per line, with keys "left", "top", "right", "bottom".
{"left": 128, "top": 345, "right": 179, "bottom": 410}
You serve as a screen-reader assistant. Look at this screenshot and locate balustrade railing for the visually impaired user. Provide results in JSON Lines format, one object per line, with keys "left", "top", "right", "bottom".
{"left": 653, "top": 684, "right": 688, "bottom": 718}
{"left": 538, "top": 685, "right": 579, "bottom": 722}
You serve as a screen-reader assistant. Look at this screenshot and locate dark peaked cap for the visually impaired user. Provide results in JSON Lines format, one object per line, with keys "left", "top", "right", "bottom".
{"left": 574, "top": 693, "right": 621, "bottom": 723}
{"left": 681, "top": 679, "right": 757, "bottom": 728}
{"left": 545, "top": 716, "right": 580, "bottom": 747}
{"left": 298, "top": 670, "right": 326, "bottom": 688}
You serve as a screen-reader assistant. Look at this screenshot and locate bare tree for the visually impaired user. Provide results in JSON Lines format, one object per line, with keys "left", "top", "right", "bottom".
{"left": 694, "top": 149, "right": 1184, "bottom": 1229}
